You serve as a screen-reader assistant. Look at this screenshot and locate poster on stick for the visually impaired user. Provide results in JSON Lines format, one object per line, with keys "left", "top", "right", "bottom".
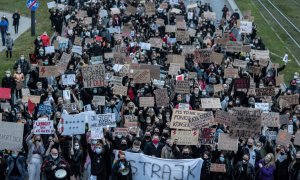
{"left": 33, "top": 120, "right": 54, "bottom": 134}
{"left": 171, "top": 129, "right": 199, "bottom": 145}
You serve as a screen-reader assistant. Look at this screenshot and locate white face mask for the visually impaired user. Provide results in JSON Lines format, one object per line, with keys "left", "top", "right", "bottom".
{"left": 52, "top": 155, "right": 58, "bottom": 159}
{"left": 21, "top": 57, "right": 24, "bottom": 60}
{"left": 74, "top": 145, "right": 80, "bottom": 150}
{"left": 6, "top": 73, "right": 10, "bottom": 77}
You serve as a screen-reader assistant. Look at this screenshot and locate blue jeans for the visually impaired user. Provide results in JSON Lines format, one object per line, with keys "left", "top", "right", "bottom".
{"left": 1, "top": 31, "right": 6, "bottom": 46}
{"left": 9, "top": 176, "right": 23, "bottom": 180}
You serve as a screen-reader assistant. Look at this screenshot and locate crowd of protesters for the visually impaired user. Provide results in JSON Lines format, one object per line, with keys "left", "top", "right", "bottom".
{"left": 1, "top": 0, "right": 300, "bottom": 180}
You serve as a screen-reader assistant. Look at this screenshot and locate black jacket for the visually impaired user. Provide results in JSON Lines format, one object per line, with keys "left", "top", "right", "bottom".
{"left": 111, "top": 160, "right": 133, "bottom": 180}
{"left": 88, "top": 145, "right": 109, "bottom": 177}
{"left": 13, "top": 59, "right": 30, "bottom": 75}
{"left": 143, "top": 142, "right": 164, "bottom": 158}
{"left": 2, "top": 76, "right": 16, "bottom": 90}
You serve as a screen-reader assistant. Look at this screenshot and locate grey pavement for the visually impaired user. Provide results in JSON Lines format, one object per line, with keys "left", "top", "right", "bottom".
{"left": 0, "top": 11, "right": 31, "bottom": 52}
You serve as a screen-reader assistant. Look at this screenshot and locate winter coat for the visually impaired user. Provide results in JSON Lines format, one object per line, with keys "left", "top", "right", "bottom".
{"left": 256, "top": 159, "right": 275, "bottom": 180}
{"left": 143, "top": 142, "right": 164, "bottom": 158}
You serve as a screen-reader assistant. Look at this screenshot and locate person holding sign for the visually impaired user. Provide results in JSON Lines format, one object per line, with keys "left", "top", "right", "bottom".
{"left": 111, "top": 151, "right": 133, "bottom": 180}
{"left": 69, "top": 140, "right": 83, "bottom": 180}
{"left": 26, "top": 132, "right": 45, "bottom": 180}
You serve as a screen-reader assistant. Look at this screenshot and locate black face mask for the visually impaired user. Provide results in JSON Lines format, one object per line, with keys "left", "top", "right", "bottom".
{"left": 280, "top": 152, "right": 285, "bottom": 155}
{"left": 131, "top": 134, "right": 137, "bottom": 137}
{"left": 183, "top": 153, "right": 189, "bottom": 157}
{"left": 248, "top": 144, "right": 253, "bottom": 148}
{"left": 163, "top": 133, "right": 168, "bottom": 137}
{"left": 145, "top": 136, "right": 151, "bottom": 140}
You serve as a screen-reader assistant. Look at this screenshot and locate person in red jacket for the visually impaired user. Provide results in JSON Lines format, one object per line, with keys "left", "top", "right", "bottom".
{"left": 40, "top": 32, "right": 50, "bottom": 47}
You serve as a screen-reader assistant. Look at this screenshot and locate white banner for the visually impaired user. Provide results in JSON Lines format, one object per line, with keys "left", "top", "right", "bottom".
{"left": 124, "top": 152, "right": 203, "bottom": 180}
{"left": 88, "top": 113, "right": 116, "bottom": 128}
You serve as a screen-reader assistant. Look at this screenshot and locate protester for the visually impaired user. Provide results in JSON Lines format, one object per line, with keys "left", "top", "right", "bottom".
{"left": 0, "top": 16, "right": 8, "bottom": 46}
{"left": 12, "top": 10, "right": 20, "bottom": 34}
{"left": 5, "top": 32, "right": 13, "bottom": 59}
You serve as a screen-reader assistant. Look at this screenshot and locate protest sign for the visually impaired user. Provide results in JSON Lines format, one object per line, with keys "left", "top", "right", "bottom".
{"left": 57, "top": 52, "right": 71, "bottom": 73}
{"left": 210, "top": 164, "right": 226, "bottom": 173}
{"left": 33, "top": 120, "right": 54, "bottom": 134}
{"left": 175, "top": 80, "right": 190, "bottom": 94}
{"left": 124, "top": 152, "right": 203, "bottom": 180}
{"left": 230, "top": 108, "right": 262, "bottom": 137}
{"left": 276, "top": 74, "right": 284, "bottom": 87}
{"left": 233, "top": 59, "right": 248, "bottom": 68}
{"left": 276, "top": 130, "right": 292, "bottom": 145}
{"left": 22, "top": 95, "right": 40, "bottom": 104}
{"left": 112, "top": 85, "right": 128, "bottom": 96}
{"left": 176, "top": 21, "right": 187, "bottom": 30}
{"left": 260, "top": 112, "right": 280, "bottom": 127}
{"left": 279, "top": 94, "right": 299, "bottom": 105}
{"left": 138, "top": 64, "right": 161, "bottom": 79}
{"left": 72, "top": 45, "right": 82, "bottom": 55}
{"left": 47, "top": 1, "right": 56, "bottom": 9}
{"left": 45, "top": 46, "right": 55, "bottom": 54}
{"left": 194, "top": 49, "right": 211, "bottom": 63}
{"left": 37, "top": 104, "right": 52, "bottom": 116}
{"left": 213, "top": 84, "right": 224, "bottom": 93}
{"left": 175, "top": 30, "right": 189, "bottom": 42}
{"left": 201, "top": 98, "right": 221, "bottom": 109}
{"left": 293, "top": 132, "right": 300, "bottom": 146}
{"left": 0, "top": 88, "right": 11, "bottom": 99}
{"left": 110, "top": 76, "right": 123, "bottom": 85}
{"left": 171, "top": 109, "right": 207, "bottom": 130}
{"left": 214, "top": 110, "right": 236, "bottom": 125}
{"left": 224, "top": 68, "right": 239, "bottom": 78}
{"left": 203, "top": 11, "right": 216, "bottom": 20}
{"left": 279, "top": 114, "right": 289, "bottom": 125}
{"left": 182, "top": 45, "right": 195, "bottom": 55}
{"left": 189, "top": 111, "right": 214, "bottom": 128}
{"left": 90, "top": 56, "right": 103, "bottom": 65}
{"left": 288, "top": 125, "right": 293, "bottom": 134}
{"left": 132, "top": 69, "right": 151, "bottom": 84}
{"left": 165, "top": 25, "right": 176, "bottom": 33}
{"left": 210, "top": 52, "right": 223, "bottom": 64}
{"left": 139, "top": 42, "right": 151, "bottom": 50}
{"left": 188, "top": 72, "right": 197, "bottom": 79}
{"left": 61, "top": 113, "right": 86, "bottom": 135}
{"left": 62, "top": 74, "right": 76, "bottom": 85}
{"left": 124, "top": 115, "right": 138, "bottom": 127}
{"left": 0, "top": 121, "right": 24, "bottom": 150}
{"left": 250, "top": 49, "right": 270, "bottom": 60}
{"left": 255, "top": 87, "right": 275, "bottom": 97}
{"left": 153, "top": 79, "right": 165, "bottom": 88}
{"left": 39, "top": 66, "right": 59, "bottom": 77}
{"left": 91, "top": 127, "right": 104, "bottom": 139}
{"left": 62, "top": 103, "right": 78, "bottom": 113}
{"left": 154, "top": 89, "right": 169, "bottom": 107}
{"left": 89, "top": 113, "right": 116, "bottom": 128}
{"left": 240, "top": 21, "right": 253, "bottom": 33}
{"left": 265, "top": 131, "right": 277, "bottom": 141}
{"left": 255, "top": 103, "right": 269, "bottom": 112}
{"left": 82, "top": 64, "right": 105, "bottom": 88}
{"left": 178, "top": 103, "right": 190, "bottom": 110}
{"left": 168, "top": 63, "right": 181, "bottom": 75}
{"left": 74, "top": 36, "right": 81, "bottom": 45}
{"left": 234, "top": 78, "right": 250, "bottom": 89}
{"left": 242, "top": 45, "right": 251, "bottom": 53}
{"left": 187, "top": 28, "right": 196, "bottom": 37}
{"left": 171, "top": 129, "right": 199, "bottom": 145}
{"left": 218, "top": 133, "right": 238, "bottom": 152}
{"left": 114, "top": 128, "right": 129, "bottom": 137}
{"left": 149, "top": 38, "right": 163, "bottom": 49}
{"left": 110, "top": 8, "right": 121, "bottom": 14}
{"left": 145, "top": 2, "right": 155, "bottom": 15}
{"left": 225, "top": 41, "right": 243, "bottom": 52}
{"left": 167, "top": 55, "right": 185, "bottom": 68}
{"left": 139, "top": 97, "right": 155, "bottom": 107}
{"left": 199, "top": 128, "right": 215, "bottom": 145}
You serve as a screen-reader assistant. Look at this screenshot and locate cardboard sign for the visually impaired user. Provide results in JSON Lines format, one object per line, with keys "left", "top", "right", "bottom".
{"left": 0, "top": 88, "right": 11, "bottom": 99}
{"left": 169, "top": 63, "right": 181, "bottom": 75}
{"left": 33, "top": 120, "right": 54, "bottom": 134}
{"left": 233, "top": 59, "right": 248, "bottom": 68}
{"left": 0, "top": 121, "right": 24, "bottom": 150}
{"left": 167, "top": 55, "right": 185, "bottom": 68}
{"left": 265, "top": 131, "right": 277, "bottom": 141}
{"left": 189, "top": 111, "right": 214, "bottom": 128}
{"left": 210, "top": 52, "right": 223, "bottom": 64}
{"left": 255, "top": 103, "right": 269, "bottom": 112}
{"left": 166, "top": 25, "right": 176, "bottom": 33}
{"left": 149, "top": 38, "right": 163, "bottom": 49}
{"left": 62, "top": 74, "right": 76, "bottom": 85}
{"left": 176, "top": 30, "right": 190, "bottom": 42}
{"left": 203, "top": 11, "right": 216, "bottom": 20}
{"left": 88, "top": 113, "right": 116, "bottom": 128}
{"left": 175, "top": 80, "right": 190, "bottom": 94}
{"left": 187, "top": 28, "right": 196, "bottom": 37}
{"left": 276, "top": 130, "right": 291, "bottom": 145}
{"left": 92, "top": 96, "right": 106, "bottom": 106}
{"left": 255, "top": 87, "right": 275, "bottom": 97}
{"left": 250, "top": 49, "right": 270, "bottom": 60}
{"left": 113, "top": 85, "right": 128, "bottom": 96}
{"left": 218, "top": 133, "right": 238, "bottom": 152}
{"left": 225, "top": 41, "right": 243, "bottom": 52}
{"left": 72, "top": 45, "right": 82, "bottom": 55}
{"left": 22, "top": 95, "right": 40, "bottom": 104}
{"left": 139, "top": 97, "right": 154, "bottom": 107}
{"left": 74, "top": 36, "right": 81, "bottom": 45}
{"left": 114, "top": 128, "right": 129, "bottom": 137}
{"left": 242, "top": 45, "right": 251, "bottom": 53}
{"left": 82, "top": 64, "right": 105, "bottom": 88}
{"left": 176, "top": 21, "right": 187, "bottom": 30}
{"left": 132, "top": 69, "right": 151, "bottom": 84}
{"left": 240, "top": 21, "right": 253, "bottom": 33}
{"left": 139, "top": 64, "right": 161, "bottom": 80}
{"left": 57, "top": 52, "right": 71, "bottom": 73}
{"left": 110, "top": 76, "right": 123, "bottom": 86}
{"left": 199, "top": 128, "right": 215, "bottom": 145}
{"left": 210, "top": 164, "right": 226, "bottom": 173}
{"left": 201, "top": 98, "right": 222, "bottom": 109}
{"left": 124, "top": 115, "right": 138, "bottom": 127}
{"left": 63, "top": 103, "right": 78, "bottom": 113}
{"left": 39, "top": 66, "right": 59, "bottom": 77}
{"left": 154, "top": 89, "right": 169, "bottom": 107}
{"left": 293, "top": 132, "right": 300, "bottom": 146}
{"left": 260, "top": 112, "right": 280, "bottom": 127}
{"left": 276, "top": 74, "right": 284, "bottom": 87}
{"left": 279, "top": 114, "right": 289, "bottom": 125}
{"left": 194, "top": 49, "right": 211, "bottom": 63}
{"left": 214, "top": 110, "right": 236, "bottom": 125}
{"left": 231, "top": 108, "right": 262, "bottom": 138}
{"left": 171, "top": 129, "right": 199, "bottom": 145}
{"left": 145, "top": 2, "right": 155, "bottom": 15}
{"left": 171, "top": 109, "right": 207, "bottom": 130}
{"left": 214, "top": 84, "right": 224, "bottom": 93}
{"left": 279, "top": 95, "right": 299, "bottom": 105}
{"left": 182, "top": 45, "right": 195, "bottom": 55}
{"left": 234, "top": 78, "right": 250, "bottom": 89}
{"left": 91, "top": 127, "right": 104, "bottom": 139}
{"left": 224, "top": 68, "right": 239, "bottom": 78}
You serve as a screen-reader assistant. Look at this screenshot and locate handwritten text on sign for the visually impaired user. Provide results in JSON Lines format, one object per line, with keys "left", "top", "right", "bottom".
{"left": 33, "top": 120, "right": 54, "bottom": 134}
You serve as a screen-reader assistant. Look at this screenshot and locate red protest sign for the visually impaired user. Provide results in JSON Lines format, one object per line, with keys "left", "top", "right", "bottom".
{"left": 0, "top": 88, "right": 11, "bottom": 99}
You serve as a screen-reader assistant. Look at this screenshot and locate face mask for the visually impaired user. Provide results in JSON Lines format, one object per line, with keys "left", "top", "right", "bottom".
{"left": 74, "top": 145, "right": 80, "bottom": 150}
{"left": 21, "top": 57, "right": 24, "bottom": 60}
{"left": 152, "top": 139, "right": 159, "bottom": 145}
{"left": 183, "top": 152, "right": 189, "bottom": 157}
{"left": 37, "top": 85, "right": 42, "bottom": 90}
{"left": 293, "top": 117, "right": 297, "bottom": 123}
{"left": 12, "top": 153, "right": 17, "bottom": 158}
{"left": 117, "top": 134, "right": 122, "bottom": 139}
{"left": 44, "top": 61, "right": 49, "bottom": 65}
{"left": 121, "top": 144, "right": 127, "bottom": 147}
{"left": 220, "top": 157, "right": 225, "bottom": 162}
{"left": 17, "top": 70, "right": 21, "bottom": 74}
{"left": 95, "top": 148, "right": 102, "bottom": 154}
{"left": 145, "top": 136, "right": 151, "bottom": 140}
{"left": 91, "top": 140, "right": 97, "bottom": 145}
{"left": 280, "top": 152, "right": 285, "bottom": 155}
{"left": 247, "top": 144, "right": 253, "bottom": 148}
{"left": 6, "top": 74, "right": 10, "bottom": 77}
{"left": 132, "top": 147, "right": 140, "bottom": 152}
{"left": 242, "top": 160, "right": 248, "bottom": 164}
{"left": 52, "top": 155, "right": 58, "bottom": 159}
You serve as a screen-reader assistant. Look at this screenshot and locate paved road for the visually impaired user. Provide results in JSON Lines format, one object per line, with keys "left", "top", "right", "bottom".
{"left": 0, "top": 11, "right": 31, "bottom": 52}
{"left": 201, "top": 0, "right": 233, "bottom": 20}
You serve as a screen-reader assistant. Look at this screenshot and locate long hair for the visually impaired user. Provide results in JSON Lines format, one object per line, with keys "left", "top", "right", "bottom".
{"left": 264, "top": 153, "right": 275, "bottom": 168}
